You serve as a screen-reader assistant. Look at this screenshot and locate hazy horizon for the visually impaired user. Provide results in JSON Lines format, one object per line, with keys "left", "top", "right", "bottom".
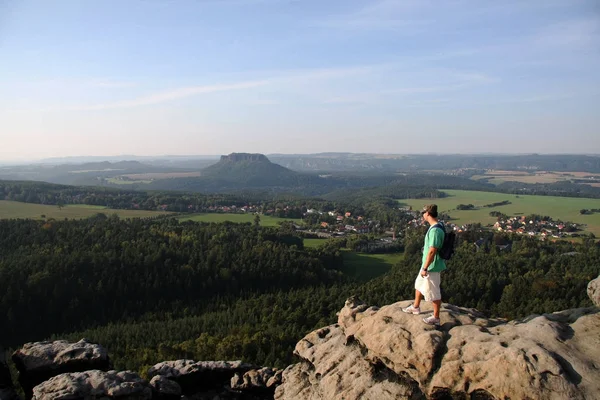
{"left": 1, "top": 0, "right": 599, "bottom": 161}
{"left": 3, "top": 151, "right": 600, "bottom": 166}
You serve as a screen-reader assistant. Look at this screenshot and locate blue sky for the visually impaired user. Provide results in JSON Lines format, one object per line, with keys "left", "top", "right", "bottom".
{"left": 1, "top": 0, "right": 599, "bottom": 161}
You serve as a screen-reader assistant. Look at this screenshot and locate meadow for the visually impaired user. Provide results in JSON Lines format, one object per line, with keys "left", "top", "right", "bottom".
{"left": 341, "top": 251, "right": 404, "bottom": 282}
{"left": 303, "top": 238, "right": 403, "bottom": 281}
{"left": 178, "top": 213, "right": 301, "bottom": 226}
{"left": 106, "top": 177, "right": 153, "bottom": 185}
{"left": 471, "top": 170, "right": 600, "bottom": 185}
{"left": 303, "top": 238, "right": 328, "bottom": 248}
{"left": 400, "top": 190, "right": 600, "bottom": 235}
{"left": 0, "top": 200, "right": 172, "bottom": 219}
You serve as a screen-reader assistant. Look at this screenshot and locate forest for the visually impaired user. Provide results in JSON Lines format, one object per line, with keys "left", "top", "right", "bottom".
{"left": 1, "top": 217, "right": 597, "bottom": 375}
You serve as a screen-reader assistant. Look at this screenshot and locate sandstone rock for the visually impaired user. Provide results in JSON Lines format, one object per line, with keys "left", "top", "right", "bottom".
{"left": 231, "top": 367, "right": 282, "bottom": 396}
{"left": 430, "top": 308, "right": 600, "bottom": 399}
{"left": 265, "top": 370, "right": 283, "bottom": 389}
{"left": 148, "top": 360, "right": 257, "bottom": 395}
{"left": 274, "top": 324, "right": 423, "bottom": 400}
{"left": 588, "top": 274, "right": 600, "bottom": 307}
{"left": 31, "top": 370, "right": 151, "bottom": 400}
{"left": 338, "top": 298, "right": 502, "bottom": 384}
{"left": 150, "top": 375, "right": 182, "bottom": 400}
{"left": 276, "top": 297, "right": 600, "bottom": 400}
{"left": 12, "top": 339, "right": 109, "bottom": 399}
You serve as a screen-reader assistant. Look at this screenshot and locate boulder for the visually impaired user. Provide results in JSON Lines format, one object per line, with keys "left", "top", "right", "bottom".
{"left": 31, "top": 370, "right": 151, "bottom": 400}
{"left": 588, "top": 274, "right": 600, "bottom": 307}
{"left": 149, "top": 375, "right": 182, "bottom": 400}
{"left": 274, "top": 324, "right": 422, "bottom": 400}
{"left": 12, "top": 339, "right": 109, "bottom": 399}
{"left": 276, "top": 297, "right": 600, "bottom": 400}
{"left": 148, "top": 360, "right": 257, "bottom": 395}
{"left": 430, "top": 307, "right": 600, "bottom": 399}
{"left": 231, "top": 367, "right": 282, "bottom": 396}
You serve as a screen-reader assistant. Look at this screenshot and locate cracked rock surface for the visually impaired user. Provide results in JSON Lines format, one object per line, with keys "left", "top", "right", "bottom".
{"left": 31, "top": 370, "right": 151, "bottom": 400}
{"left": 276, "top": 296, "right": 600, "bottom": 400}
{"left": 12, "top": 339, "right": 109, "bottom": 399}
{"left": 588, "top": 274, "right": 600, "bottom": 307}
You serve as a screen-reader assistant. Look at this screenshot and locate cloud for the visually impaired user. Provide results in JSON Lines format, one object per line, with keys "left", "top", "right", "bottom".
{"left": 384, "top": 85, "right": 463, "bottom": 94}
{"left": 497, "top": 93, "right": 580, "bottom": 104}
{"left": 71, "top": 80, "right": 270, "bottom": 111}
{"left": 312, "top": 0, "right": 431, "bottom": 32}
{"left": 55, "top": 63, "right": 392, "bottom": 111}
{"left": 87, "top": 80, "right": 137, "bottom": 88}
{"left": 322, "top": 95, "right": 374, "bottom": 104}
{"left": 10, "top": 62, "right": 497, "bottom": 112}
{"left": 382, "top": 69, "right": 497, "bottom": 95}
{"left": 533, "top": 18, "right": 600, "bottom": 48}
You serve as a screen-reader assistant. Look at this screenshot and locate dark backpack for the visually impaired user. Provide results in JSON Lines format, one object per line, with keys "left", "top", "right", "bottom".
{"left": 433, "top": 223, "right": 456, "bottom": 261}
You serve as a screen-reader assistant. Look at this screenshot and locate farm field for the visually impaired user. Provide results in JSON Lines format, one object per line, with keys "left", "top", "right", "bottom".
{"left": 303, "top": 238, "right": 328, "bottom": 248}
{"left": 106, "top": 177, "right": 152, "bottom": 185}
{"left": 342, "top": 251, "right": 404, "bottom": 282}
{"left": 400, "top": 190, "right": 600, "bottom": 236}
{"left": 179, "top": 213, "right": 301, "bottom": 226}
{"left": 0, "top": 200, "right": 172, "bottom": 219}
{"left": 107, "top": 172, "right": 203, "bottom": 185}
{"left": 471, "top": 170, "right": 600, "bottom": 185}
{"left": 123, "top": 172, "right": 203, "bottom": 180}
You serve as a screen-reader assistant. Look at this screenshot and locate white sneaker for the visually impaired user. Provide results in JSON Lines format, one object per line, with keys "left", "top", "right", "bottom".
{"left": 402, "top": 305, "right": 421, "bottom": 314}
{"left": 423, "top": 315, "right": 440, "bottom": 325}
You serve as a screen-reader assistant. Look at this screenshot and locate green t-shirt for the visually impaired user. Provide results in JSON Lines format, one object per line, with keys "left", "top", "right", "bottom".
{"left": 422, "top": 223, "right": 447, "bottom": 273}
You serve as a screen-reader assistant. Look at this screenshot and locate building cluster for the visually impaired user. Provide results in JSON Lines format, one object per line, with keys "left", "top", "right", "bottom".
{"left": 305, "top": 209, "right": 372, "bottom": 235}
{"left": 492, "top": 216, "right": 579, "bottom": 238}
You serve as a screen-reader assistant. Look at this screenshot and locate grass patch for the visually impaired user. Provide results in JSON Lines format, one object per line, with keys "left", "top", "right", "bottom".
{"left": 0, "top": 200, "right": 172, "bottom": 220}
{"left": 303, "top": 238, "right": 327, "bottom": 248}
{"left": 342, "top": 251, "right": 404, "bottom": 282}
{"left": 106, "top": 178, "right": 153, "bottom": 185}
{"left": 472, "top": 171, "right": 600, "bottom": 185}
{"left": 400, "top": 190, "right": 600, "bottom": 236}
{"left": 178, "top": 213, "right": 301, "bottom": 227}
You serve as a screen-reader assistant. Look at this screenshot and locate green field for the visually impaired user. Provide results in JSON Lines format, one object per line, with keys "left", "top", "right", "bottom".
{"left": 0, "top": 200, "right": 172, "bottom": 220}
{"left": 106, "top": 177, "right": 152, "bottom": 185}
{"left": 342, "top": 251, "right": 404, "bottom": 282}
{"left": 179, "top": 213, "right": 301, "bottom": 226}
{"left": 400, "top": 190, "right": 600, "bottom": 235}
{"left": 303, "top": 238, "right": 328, "bottom": 248}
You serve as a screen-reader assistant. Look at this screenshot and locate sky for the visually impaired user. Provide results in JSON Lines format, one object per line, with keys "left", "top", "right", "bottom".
{"left": 1, "top": 0, "right": 599, "bottom": 161}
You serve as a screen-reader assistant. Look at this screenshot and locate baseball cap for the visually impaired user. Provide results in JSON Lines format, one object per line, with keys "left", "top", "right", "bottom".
{"left": 421, "top": 204, "right": 438, "bottom": 215}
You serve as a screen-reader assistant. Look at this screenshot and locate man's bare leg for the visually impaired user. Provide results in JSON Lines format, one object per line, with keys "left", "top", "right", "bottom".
{"left": 414, "top": 290, "right": 423, "bottom": 308}
{"left": 433, "top": 300, "right": 441, "bottom": 318}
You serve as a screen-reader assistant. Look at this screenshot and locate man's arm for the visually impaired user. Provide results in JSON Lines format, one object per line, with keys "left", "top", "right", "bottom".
{"left": 421, "top": 246, "right": 438, "bottom": 276}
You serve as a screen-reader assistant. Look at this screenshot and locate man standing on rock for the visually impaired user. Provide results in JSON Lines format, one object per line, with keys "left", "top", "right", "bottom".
{"left": 402, "top": 204, "right": 446, "bottom": 325}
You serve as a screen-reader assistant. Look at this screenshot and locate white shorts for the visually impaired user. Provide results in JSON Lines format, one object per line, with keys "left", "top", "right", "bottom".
{"left": 415, "top": 272, "right": 441, "bottom": 302}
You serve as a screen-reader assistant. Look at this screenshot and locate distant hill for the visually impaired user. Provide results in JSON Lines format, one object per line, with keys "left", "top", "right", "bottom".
{"left": 50, "top": 160, "right": 148, "bottom": 172}
{"left": 145, "top": 153, "right": 327, "bottom": 193}
{"left": 201, "top": 153, "right": 300, "bottom": 184}
{"left": 0, "top": 160, "right": 183, "bottom": 186}
{"left": 269, "top": 154, "right": 600, "bottom": 173}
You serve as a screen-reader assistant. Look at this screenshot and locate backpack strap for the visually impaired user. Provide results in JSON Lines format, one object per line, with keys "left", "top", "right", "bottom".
{"left": 431, "top": 222, "right": 445, "bottom": 232}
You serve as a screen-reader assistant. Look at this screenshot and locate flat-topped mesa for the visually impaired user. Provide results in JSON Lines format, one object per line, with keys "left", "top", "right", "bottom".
{"left": 220, "top": 153, "right": 270, "bottom": 163}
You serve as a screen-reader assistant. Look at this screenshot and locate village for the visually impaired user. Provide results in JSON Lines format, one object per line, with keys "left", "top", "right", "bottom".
{"left": 171, "top": 202, "right": 584, "bottom": 243}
